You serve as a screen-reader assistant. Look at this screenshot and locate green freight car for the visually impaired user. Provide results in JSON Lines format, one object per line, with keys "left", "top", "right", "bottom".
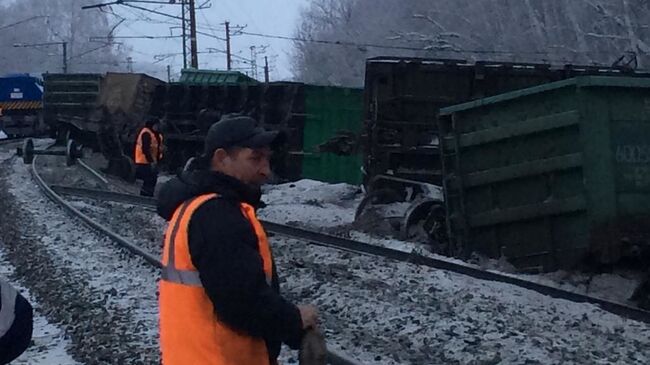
{"left": 302, "top": 85, "right": 363, "bottom": 184}
{"left": 155, "top": 77, "right": 363, "bottom": 184}
{"left": 438, "top": 76, "right": 650, "bottom": 271}
{"left": 362, "top": 57, "right": 643, "bottom": 189}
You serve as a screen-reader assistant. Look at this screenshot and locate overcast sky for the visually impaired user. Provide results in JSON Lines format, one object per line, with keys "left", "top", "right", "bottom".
{"left": 105, "top": 0, "right": 309, "bottom": 81}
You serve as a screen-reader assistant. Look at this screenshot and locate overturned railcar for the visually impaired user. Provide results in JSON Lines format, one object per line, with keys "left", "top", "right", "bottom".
{"left": 439, "top": 76, "right": 650, "bottom": 271}
{"left": 361, "top": 56, "right": 650, "bottom": 242}
{"left": 152, "top": 80, "right": 363, "bottom": 184}
{"left": 43, "top": 72, "right": 164, "bottom": 179}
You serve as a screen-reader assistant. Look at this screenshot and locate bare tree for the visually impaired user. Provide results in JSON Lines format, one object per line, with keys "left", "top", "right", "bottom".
{"left": 0, "top": 0, "right": 127, "bottom": 75}
{"left": 292, "top": 0, "right": 650, "bottom": 87}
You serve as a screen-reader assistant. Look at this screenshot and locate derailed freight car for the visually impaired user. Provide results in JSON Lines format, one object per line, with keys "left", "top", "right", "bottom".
{"left": 43, "top": 70, "right": 363, "bottom": 184}
{"left": 360, "top": 56, "right": 650, "bottom": 242}
{"left": 43, "top": 72, "right": 165, "bottom": 179}
{"left": 438, "top": 76, "right": 650, "bottom": 272}
{"left": 363, "top": 57, "right": 646, "bottom": 187}
{"left": 151, "top": 80, "right": 363, "bottom": 184}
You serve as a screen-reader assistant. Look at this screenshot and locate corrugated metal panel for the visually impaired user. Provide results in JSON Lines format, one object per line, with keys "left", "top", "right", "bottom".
{"left": 363, "top": 57, "right": 650, "bottom": 188}
{"left": 438, "top": 75, "right": 650, "bottom": 271}
{"left": 178, "top": 69, "right": 258, "bottom": 85}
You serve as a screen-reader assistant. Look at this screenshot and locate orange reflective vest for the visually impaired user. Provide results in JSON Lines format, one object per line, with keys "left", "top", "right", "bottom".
{"left": 159, "top": 193, "right": 274, "bottom": 365}
{"left": 134, "top": 127, "right": 163, "bottom": 164}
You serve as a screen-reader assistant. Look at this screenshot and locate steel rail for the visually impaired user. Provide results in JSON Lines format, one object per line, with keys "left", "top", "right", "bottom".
{"left": 0, "top": 136, "right": 27, "bottom": 146}
{"left": 31, "top": 160, "right": 161, "bottom": 267}
{"left": 32, "top": 167, "right": 363, "bottom": 365}
{"left": 49, "top": 185, "right": 650, "bottom": 325}
{"left": 76, "top": 158, "right": 109, "bottom": 187}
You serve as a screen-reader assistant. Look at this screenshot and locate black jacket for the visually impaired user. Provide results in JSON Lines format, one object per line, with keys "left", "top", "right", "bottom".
{"left": 157, "top": 170, "right": 304, "bottom": 359}
{"left": 0, "top": 278, "right": 33, "bottom": 364}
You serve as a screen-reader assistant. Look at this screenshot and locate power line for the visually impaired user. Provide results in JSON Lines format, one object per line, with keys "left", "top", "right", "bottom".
{"left": 0, "top": 15, "right": 48, "bottom": 31}
{"left": 90, "top": 35, "right": 183, "bottom": 40}
{"left": 68, "top": 43, "right": 114, "bottom": 61}
{"left": 238, "top": 31, "right": 557, "bottom": 55}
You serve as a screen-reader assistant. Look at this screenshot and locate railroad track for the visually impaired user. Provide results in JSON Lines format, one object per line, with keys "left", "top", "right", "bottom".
{"left": 48, "top": 184, "right": 650, "bottom": 325}
{"left": 0, "top": 136, "right": 28, "bottom": 147}
{"left": 30, "top": 159, "right": 363, "bottom": 365}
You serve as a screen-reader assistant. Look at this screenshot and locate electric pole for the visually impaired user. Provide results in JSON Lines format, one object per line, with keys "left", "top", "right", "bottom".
{"left": 127, "top": 57, "right": 133, "bottom": 73}
{"left": 181, "top": 0, "right": 187, "bottom": 69}
{"left": 167, "top": 65, "right": 171, "bottom": 82}
{"left": 62, "top": 42, "right": 68, "bottom": 73}
{"left": 189, "top": 0, "right": 198, "bottom": 68}
{"left": 14, "top": 41, "right": 67, "bottom": 73}
{"left": 250, "top": 46, "right": 257, "bottom": 79}
{"left": 225, "top": 21, "right": 231, "bottom": 70}
{"left": 264, "top": 56, "right": 269, "bottom": 83}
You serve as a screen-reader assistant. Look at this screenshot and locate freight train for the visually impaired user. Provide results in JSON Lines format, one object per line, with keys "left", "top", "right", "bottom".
{"left": 40, "top": 60, "right": 650, "bottom": 285}
{"left": 43, "top": 70, "right": 362, "bottom": 184}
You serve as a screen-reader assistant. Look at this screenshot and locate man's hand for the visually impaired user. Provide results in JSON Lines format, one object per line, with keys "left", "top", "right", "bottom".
{"left": 297, "top": 304, "right": 318, "bottom": 329}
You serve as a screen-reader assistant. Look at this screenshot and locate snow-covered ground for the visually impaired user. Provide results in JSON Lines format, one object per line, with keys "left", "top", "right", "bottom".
{"left": 261, "top": 179, "right": 363, "bottom": 228}
{"left": 273, "top": 235, "right": 650, "bottom": 364}
{"left": 0, "top": 140, "right": 79, "bottom": 364}
{"left": 33, "top": 166, "right": 650, "bottom": 364}
{"left": 9, "top": 145, "right": 650, "bottom": 365}
{"left": 0, "top": 155, "right": 160, "bottom": 364}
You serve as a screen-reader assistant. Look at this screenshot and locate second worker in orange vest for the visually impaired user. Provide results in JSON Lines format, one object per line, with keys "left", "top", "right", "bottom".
{"left": 134, "top": 117, "right": 164, "bottom": 197}
{"left": 156, "top": 115, "right": 318, "bottom": 365}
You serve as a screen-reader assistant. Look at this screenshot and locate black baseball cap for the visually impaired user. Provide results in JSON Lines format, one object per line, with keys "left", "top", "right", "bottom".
{"left": 203, "top": 115, "right": 285, "bottom": 155}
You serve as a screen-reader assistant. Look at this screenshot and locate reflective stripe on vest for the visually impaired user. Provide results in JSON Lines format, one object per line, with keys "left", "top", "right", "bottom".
{"left": 161, "top": 194, "right": 215, "bottom": 286}
{"left": 134, "top": 127, "right": 162, "bottom": 164}
{"left": 0, "top": 278, "right": 18, "bottom": 337}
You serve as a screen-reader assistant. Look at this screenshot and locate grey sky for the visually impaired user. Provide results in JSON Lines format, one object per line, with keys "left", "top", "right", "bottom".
{"left": 106, "top": 0, "right": 309, "bottom": 81}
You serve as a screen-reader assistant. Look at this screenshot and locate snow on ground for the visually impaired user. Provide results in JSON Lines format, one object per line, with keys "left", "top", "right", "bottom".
{"left": 273, "top": 235, "right": 650, "bottom": 364}
{"left": 68, "top": 197, "right": 165, "bottom": 257}
{"left": 259, "top": 179, "right": 363, "bottom": 228}
{"left": 0, "top": 130, "right": 7, "bottom": 139}
{"left": 44, "top": 173, "right": 650, "bottom": 364}
{"left": 0, "top": 252, "right": 80, "bottom": 365}
{"left": 12, "top": 150, "right": 650, "bottom": 364}
{"left": 1, "top": 156, "right": 160, "bottom": 363}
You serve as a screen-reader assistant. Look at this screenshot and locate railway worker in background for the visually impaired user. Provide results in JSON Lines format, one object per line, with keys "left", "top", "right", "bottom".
{"left": 0, "top": 277, "right": 33, "bottom": 364}
{"left": 156, "top": 115, "right": 318, "bottom": 365}
{"left": 134, "top": 117, "right": 164, "bottom": 197}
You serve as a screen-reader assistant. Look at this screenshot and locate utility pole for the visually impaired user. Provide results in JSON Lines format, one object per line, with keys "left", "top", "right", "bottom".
{"left": 189, "top": 0, "right": 198, "bottom": 68}
{"left": 225, "top": 21, "right": 231, "bottom": 71}
{"left": 62, "top": 42, "right": 68, "bottom": 73}
{"left": 181, "top": 0, "right": 187, "bottom": 69}
{"left": 167, "top": 65, "right": 171, "bottom": 82}
{"left": 264, "top": 56, "right": 269, "bottom": 83}
{"left": 14, "top": 41, "right": 68, "bottom": 73}
{"left": 250, "top": 46, "right": 257, "bottom": 79}
{"left": 126, "top": 57, "right": 133, "bottom": 73}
